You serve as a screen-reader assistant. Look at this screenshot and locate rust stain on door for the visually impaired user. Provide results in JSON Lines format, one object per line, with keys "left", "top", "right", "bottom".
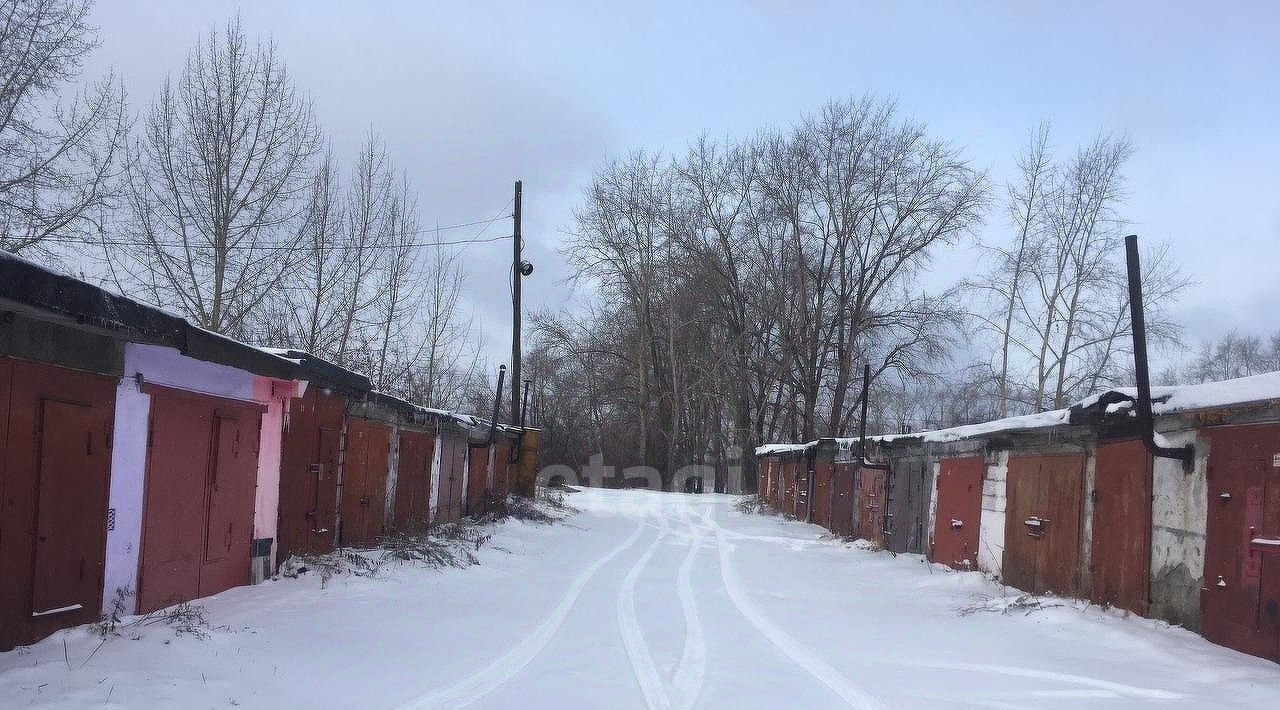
{"left": 830, "top": 462, "right": 857, "bottom": 538}
{"left": 1203, "top": 423, "right": 1280, "bottom": 663}
{"left": 930, "top": 457, "right": 984, "bottom": 570}
{"left": 277, "top": 389, "right": 344, "bottom": 564}
{"left": 393, "top": 430, "right": 434, "bottom": 532}
{"left": 857, "top": 467, "right": 886, "bottom": 546}
{"left": 782, "top": 459, "right": 797, "bottom": 517}
{"left": 1090, "top": 439, "right": 1152, "bottom": 615}
{"left": 340, "top": 418, "right": 391, "bottom": 546}
{"left": 467, "top": 444, "right": 490, "bottom": 517}
{"left": 1003, "top": 453, "right": 1085, "bottom": 597}
{"left": 812, "top": 455, "right": 832, "bottom": 529}
{"left": 435, "top": 432, "right": 467, "bottom": 523}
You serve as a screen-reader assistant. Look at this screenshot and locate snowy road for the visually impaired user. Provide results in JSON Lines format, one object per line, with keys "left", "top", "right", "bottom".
{"left": 4, "top": 489, "right": 1280, "bottom": 708}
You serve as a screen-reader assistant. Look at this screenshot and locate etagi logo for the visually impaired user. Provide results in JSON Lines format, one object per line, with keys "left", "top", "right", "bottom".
{"left": 534, "top": 446, "right": 744, "bottom": 516}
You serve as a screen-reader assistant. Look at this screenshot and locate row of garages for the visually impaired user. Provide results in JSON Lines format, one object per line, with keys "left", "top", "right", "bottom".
{"left": 757, "top": 377, "right": 1280, "bottom": 665}
{"left": 0, "top": 251, "right": 540, "bottom": 651}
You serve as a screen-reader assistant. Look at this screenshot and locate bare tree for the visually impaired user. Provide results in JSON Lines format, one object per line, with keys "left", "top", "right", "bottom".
{"left": 115, "top": 17, "right": 320, "bottom": 335}
{"left": 975, "top": 123, "right": 1052, "bottom": 417}
{"left": 973, "top": 131, "right": 1189, "bottom": 413}
{"left": 0, "top": 0, "right": 126, "bottom": 261}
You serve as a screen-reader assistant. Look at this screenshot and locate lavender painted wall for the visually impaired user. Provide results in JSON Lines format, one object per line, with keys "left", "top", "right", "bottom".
{"left": 102, "top": 343, "right": 287, "bottom": 613}
{"left": 125, "top": 343, "right": 256, "bottom": 401}
{"left": 101, "top": 378, "right": 150, "bottom": 615}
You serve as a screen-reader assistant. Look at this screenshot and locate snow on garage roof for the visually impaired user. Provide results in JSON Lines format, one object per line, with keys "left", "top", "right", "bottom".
{"left": 755, "top": 370, "right": 1280, "bottom": 456}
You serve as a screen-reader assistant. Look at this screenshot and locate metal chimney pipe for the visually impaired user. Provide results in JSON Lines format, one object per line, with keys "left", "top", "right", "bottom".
{"left": 487, "top": 365, "right": 507, "bottom": 445}
{"left": 859, "top": 362, "right": 889, "bottom": 470}
{"left": 1124, "top": 235, "right": 1193, "bottom": 468}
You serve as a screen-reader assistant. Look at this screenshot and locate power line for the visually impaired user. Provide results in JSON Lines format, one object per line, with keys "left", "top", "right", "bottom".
{"left": 34, "top": 232, "right": 514, "bottom": 250}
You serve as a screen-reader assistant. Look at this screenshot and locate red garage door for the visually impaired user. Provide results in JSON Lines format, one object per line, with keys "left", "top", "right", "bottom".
{"left": 812, "top": 456, "right": 832, "bottom": 529}
{"left": 0, "top": 357, "right": 115, "bottom": 650}
{"left": 139, "top": 386, "right": 262, "bottom": 614}
{"left": 467, "top": 444, "right": 490, "bottom": 517}
{"left": 831, "top": 462, "right": 857, "bottom": 538}
{"left": 1090, "top": 439, "right": 1152, "bottom": 615}
{"left": 339, "top": 418, "right": 391, "bottom": 546}
{"left": 1003, "top": 453, "right": 1085, "bottom": 597}
{"left": 276, "top": 388, "right": 343, "bottom": 564}
{"left": 782, "top": 460, "right": 797, "bottom": 517}
{"left": 931, "top": 457, "right": 984, "bottom": 570}
{"left": 393, "top": 430, "right": 434, "bottom": 532}
{"left": 857, "top": 467, "right": 886, "bottom": 546}
{"left": 1203, "top": 424, "right": 1280, "bottom": 663}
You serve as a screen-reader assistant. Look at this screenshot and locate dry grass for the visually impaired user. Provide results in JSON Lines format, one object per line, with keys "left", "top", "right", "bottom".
{"left": 734, "top": 497, "right": 778, "bottom": 516}
{"left": 958, "top": 593, "right": 1066, "bottom": 617}
{"left": 281, "top": 492, "right": 574, "bottom": 585}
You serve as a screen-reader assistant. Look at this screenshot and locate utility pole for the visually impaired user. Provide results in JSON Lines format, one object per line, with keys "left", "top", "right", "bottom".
{"left": 511, "top": 180, "right": 523, "bottom": 427}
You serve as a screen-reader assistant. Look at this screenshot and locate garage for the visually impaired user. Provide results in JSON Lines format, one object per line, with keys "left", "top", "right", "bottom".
{"left": 782, "top": 459, "right": 797, "bottom": 517}
{"left": 884, "top": 455, "right": 930, "bottom": 555}
{"left": 930, "top": 456, "right": 984, "bottom": 570}
{"left": 137, "top": 386, "right": 263, "bottom": 614}
{"left": 857, "top": 466, "right": 886, "bottom": 545}
{"left": 467, "top": 443, "right": 490, "bottom": 517}
{"left": 830, "top": 461, "right": 857, "bottom": 537}
{"left": 811, "top": 451, "right": 832, "bottom": 528}
{"left": 0, "top": 357, "right": 116, "bottom": 650}
{"left": 338, "top": 417, "right": 391, "bottom": 546}
{"left": 794, "top": 460, "right": 810, "bottom": 519}
{"left": 434, "top": 429, "right": 467, "bottom": 523}
{"left": 1202, "top": 423, "right": 1280, "bottom": 663}
{"left": 1090, "top": 438, "right": 1152, "bottom": 615}
{"left": 392, "top": 428, "right": 434, "bottom": 532}
{"left": 1002, "top": 453, "right": 1085, "bottom": 596}
{"left": 276, "top": 387, "right": 344, "bottom": 563}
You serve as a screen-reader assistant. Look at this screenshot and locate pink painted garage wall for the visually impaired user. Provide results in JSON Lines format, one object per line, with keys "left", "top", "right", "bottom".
{"left": 252, "top": 377, "right": 305, "bottom": 571}
{"left": 101, "top": 343, "right": 297, "bottom": 614}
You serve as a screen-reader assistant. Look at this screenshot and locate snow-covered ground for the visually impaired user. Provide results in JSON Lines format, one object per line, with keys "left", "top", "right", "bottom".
{"left": 3, "top": 489, "right": 1279, "bottom": 709}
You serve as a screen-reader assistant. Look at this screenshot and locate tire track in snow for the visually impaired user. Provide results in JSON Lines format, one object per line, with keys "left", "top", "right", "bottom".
{"left": 395, "top": 516, "right": 648, "bottom": 710}
{"left": 905, "top": 661, "right": 1182, "bottom": 701}
{"left": 669, "top": 501, "right": 710, "bottom": 710}
{"left": 617, "top": 506, "right": 672, "bottom": 710}
{"left": 703, "top": 506, "right": 885, "bottom": 710}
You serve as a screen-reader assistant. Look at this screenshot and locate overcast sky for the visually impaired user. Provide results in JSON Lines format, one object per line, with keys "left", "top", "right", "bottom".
{"left": 85, "top": 1, "right": 1280, "bottom": 373}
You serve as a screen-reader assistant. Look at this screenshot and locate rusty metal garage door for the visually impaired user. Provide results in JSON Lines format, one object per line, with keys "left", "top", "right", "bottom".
{"left": 435, "top": 432, "right": 467, "bottom": 523}
{"left": 885, "top": 456, "right": 929, "bottom": 555}
{"left": 393, "top": 429, "right": 434, "bottom": 532}
{"left": 1202, "top": 423, "right": 1280, "bottom": 663}
{"left": 1003, "top": 453, "right": 1085, "bottom": 597}
{"left": 276, "top": 388, "right": 343, "bottom": 564}
{"left": 812, "top": 455, "right": 832, "bottom": 529}
{"left": 1090, "top": 439, "right": 1152, "bottom": 615}
{"left": 0, "top": 357, "right": 115, "bottom": 651}
{"left": 138, "top": 386, "right": 262, "bottom": 614}
{"left": 339, "top": 418, "right": 391, "bottom": 546}
{"left": 761, "top": 457, "right": 779, "bottom": 507}
{"left": 467, "top": 444, "right": 490, "bottom": 517}
{"left": 492, "top": 438, "right": 512, "bottom": 500}
{"left": 930, "top": 457, "right": 984, "bottom": 570}
{"left": 782, "top": 459, "right": 797, "bottom": 517}
{"left": 857, "top": 467, "right": 886, "bottom": 545}
{"left": 795, "top": 461, "right": 811, "bottom": 519}
{"left": 831, "top": 462, "right": 857, "bottom": 538}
